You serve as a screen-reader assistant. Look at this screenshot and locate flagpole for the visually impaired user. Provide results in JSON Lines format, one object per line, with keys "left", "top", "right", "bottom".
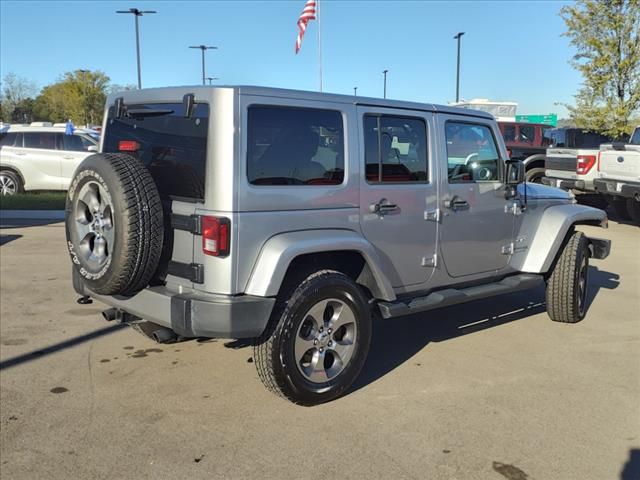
{"left": 317, "top": 0, "right": 323, "bottom": 92}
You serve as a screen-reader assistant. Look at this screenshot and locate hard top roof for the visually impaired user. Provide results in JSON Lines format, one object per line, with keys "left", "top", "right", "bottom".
{"left": 108, "top": 85, "right": 495, "bottom": 120}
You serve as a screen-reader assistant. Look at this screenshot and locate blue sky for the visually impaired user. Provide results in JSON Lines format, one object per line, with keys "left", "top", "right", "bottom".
{"left": 0, "top": 0, "right": 580, "bottom": 116}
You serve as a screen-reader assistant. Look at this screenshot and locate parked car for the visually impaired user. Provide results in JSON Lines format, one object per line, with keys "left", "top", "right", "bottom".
{"left": 541, "top": 128, "right": 617, "bottom": 198}
{"left": 66, "top": 86, "right": 610, "bottom": 405}
{"left": 594, "top": 125, "right": 640, "bottom": 223}
{"left": 498, "top": 121, "right": 551, "bottom": 183}
{"left": 0, "top": 123, "right": 98, "bottom": 195}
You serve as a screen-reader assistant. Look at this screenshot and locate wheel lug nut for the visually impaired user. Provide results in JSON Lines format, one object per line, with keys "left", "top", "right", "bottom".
{"left": 319, "top": 327, "right": 323, "bottom": 332}
{"left": 319, "top": 347, "right": 324, "bottom": 352}
{"left": 328, "top": 341, "right": 333, "bottom": 347}
{"left": 328, "top": 328, "right": 332, "bottom": 334}
{"left": 313, "top": 339, "right": 318, "bottom": 345}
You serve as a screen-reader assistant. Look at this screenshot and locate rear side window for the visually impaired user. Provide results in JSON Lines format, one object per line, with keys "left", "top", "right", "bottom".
{"left": 501, "top": 124, "right": 516, "bottom": 142}
{"left": 247, "top": 106, "right": 344, "bottom": 186}
{"left": 59, "top": 134, "right": 91, "bottom": 152}
{"left": 363, "top": 115, "right": 428, "bottom": 183}
{"left": 103, "top": 102, "right": 209, "bottom": 200}
{"left": 631, "top": 129, "right": 640, "bottom": 145}
{"left": 23, "top": 132, "right": 57, "bottom": 150}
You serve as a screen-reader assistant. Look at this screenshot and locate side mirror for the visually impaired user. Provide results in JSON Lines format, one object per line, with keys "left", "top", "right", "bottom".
{"left": 87, "top": 145, "right": 98, "bottom": 153}
{"left": 505, "top": 159, "right": 525, "bottom": 185}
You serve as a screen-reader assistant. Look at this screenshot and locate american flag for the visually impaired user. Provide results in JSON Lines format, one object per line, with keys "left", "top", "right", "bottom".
{"left": 295, "top": 0, "right": 316, "bottom": 54}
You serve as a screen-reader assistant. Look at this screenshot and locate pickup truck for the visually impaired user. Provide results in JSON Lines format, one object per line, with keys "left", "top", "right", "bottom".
{"left": 594, "top": 126, "right": 640, "bottom": 223}
{"left": 542, "top": 128, "right": 616, "bottom": 201}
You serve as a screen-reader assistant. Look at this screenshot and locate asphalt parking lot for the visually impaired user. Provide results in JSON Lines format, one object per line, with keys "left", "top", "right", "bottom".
{"left": 1, "top": 219, "right": 638, "bottom": 480}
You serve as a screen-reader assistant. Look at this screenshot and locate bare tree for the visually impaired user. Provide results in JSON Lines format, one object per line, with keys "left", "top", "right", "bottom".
{"left": 0, "top": 73, "right": 38, "bottom": 122}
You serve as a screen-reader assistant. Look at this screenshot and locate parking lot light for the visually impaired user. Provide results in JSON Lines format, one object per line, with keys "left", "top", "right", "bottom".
{"left": 189, "top": 45, "right": 218, "bottom": 86}
{"left": 116, "top": 8, "right": 157, "bottom": 89}
{"left": 454, "top": 32, "right": 465, "bottom": 102}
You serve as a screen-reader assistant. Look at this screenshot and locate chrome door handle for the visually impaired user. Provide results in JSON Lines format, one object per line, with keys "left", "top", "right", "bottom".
{"left": 62, "top": 156, "right": 75, "bottom": 160}
{"left": 369, "top": 199, "right": 399, "bottom": 215}
{"left": 444, "top": 196, "right": 469, "bottom": 211}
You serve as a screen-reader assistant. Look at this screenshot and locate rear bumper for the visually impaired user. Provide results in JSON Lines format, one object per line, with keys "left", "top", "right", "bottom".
{"left": 594, "top": 178, "right": 640, "bottom": 200}
{"left": 542, "top": 176, "right": 587, "bottom": 191}
{"left": 74, "top": 274, "right": 274, "bottom": 339}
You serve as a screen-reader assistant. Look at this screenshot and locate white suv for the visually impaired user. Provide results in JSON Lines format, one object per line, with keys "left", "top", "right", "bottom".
{"left": 0, "top": 122, "right": 99, "bottom": 195}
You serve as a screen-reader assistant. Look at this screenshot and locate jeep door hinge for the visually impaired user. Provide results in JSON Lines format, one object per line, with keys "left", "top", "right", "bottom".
{"left": 422, "top": 254, "right": 438, "bottom": 267}
{"left": 501, "top": 243, "right": 515, "bottom": 255}
{"left": 424, "top": 208, "right": 441, "bottom": 222}
{"left": 504, "top": 201, "right": 524, "bottom": 216}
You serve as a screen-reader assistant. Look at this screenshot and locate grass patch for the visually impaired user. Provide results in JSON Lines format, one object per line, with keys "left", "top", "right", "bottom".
{"left": 0, "top": 192, "right": 67, "bottom": 210}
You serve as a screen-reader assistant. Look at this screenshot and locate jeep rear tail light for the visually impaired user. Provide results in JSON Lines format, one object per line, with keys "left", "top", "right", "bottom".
{"left": 202, "top": 216, "right": 230, "bottom": 257}
{"left": 118, "top": 140, "right": 140, "bottom": 152}
{"left": 576, "top": 155, "right": 596, "bottom": 175}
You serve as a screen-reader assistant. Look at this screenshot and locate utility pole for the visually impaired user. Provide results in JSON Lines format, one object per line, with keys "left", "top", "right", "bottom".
{"left": 206, "top": 77, "right": 219, "bottom": 85}
{"left": 116, "top": 8, "right": 157, "bottom": 89}
{"left": 454, "top": 32, "right": 465, "bottom": 103}
{"left": 78, "top": 69, "right": 89, "bottom": 126}
{"left": 382, "top": 70, "right": 388, "bottom": 99}
{"left": 189, "top": 45, "right": 218, "bottom": 86}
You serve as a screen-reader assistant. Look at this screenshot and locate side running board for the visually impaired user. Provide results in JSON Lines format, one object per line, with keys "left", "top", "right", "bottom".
{"left": 377, "top": 274, "right": 544, "bottom": 319}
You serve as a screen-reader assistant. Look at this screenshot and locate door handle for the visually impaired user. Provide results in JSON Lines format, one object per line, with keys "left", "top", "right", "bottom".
{"left": 444, "top": 196, "right": 469, "bottom": 211}
{"left": 369, "top": 199, "right": 399, "bottom": 215}
{"left": 15, "top": 152, "right": 27, "bottom": 156}
{"left": 62, "top": 156, "right": 75, "bottom": 160}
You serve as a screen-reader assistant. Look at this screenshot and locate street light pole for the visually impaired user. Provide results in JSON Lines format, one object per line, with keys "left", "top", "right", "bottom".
{"left": 382, "top": 70, "right": 388, "bottom": 99}
{"left": 78, "top": 69, "right": 89, "bottom": 126}
{"left": 454, "top": 32, "right": 465, "bottom": 103}
{"left": 116, "top": 8, "right": 156, "bottom": 89}
{"left": 205, "top": 77, "right": 219, "bottom": 85}
{"left": 189, "top": 45, "right": 218, "bottom": 85}
{"left": 354, "top": 87, "right": 357, "bottom": 96}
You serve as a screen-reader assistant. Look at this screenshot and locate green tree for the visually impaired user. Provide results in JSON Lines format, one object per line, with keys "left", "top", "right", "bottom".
{"left": 561, "top": 0, "right": 640, "bottom": 138}
{"left": 33, "top": 70, "right": 110, "bottom": 126}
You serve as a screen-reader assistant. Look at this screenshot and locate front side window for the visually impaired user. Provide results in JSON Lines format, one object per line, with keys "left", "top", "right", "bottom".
{"left": 445, "top": 122, "right": 501, "bottom": 183}
{"left": 519, "top": 125, "right": 535, "bottom": 144}
{"left": 23, "top": 132, "right": 57, "bottom": 150}
{"left": 247, "top": 106, "right": 344, "bottom": 186}
{"left": 363, "top": 115, "right": 428, "bottom": 183}
{"left": 0, "top": 132, "right": 17, "bottom": 147}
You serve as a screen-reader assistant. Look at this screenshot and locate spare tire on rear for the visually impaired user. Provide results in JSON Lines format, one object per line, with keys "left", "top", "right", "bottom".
{"left": 65, "top": 153, "right": 163, "bottom": 296}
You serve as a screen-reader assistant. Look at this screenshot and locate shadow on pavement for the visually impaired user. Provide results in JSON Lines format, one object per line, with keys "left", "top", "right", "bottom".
{"left": 0, "top": 323, "right": 127, "bottom": 371}
{"left": 621, "top": 449, "right": 640, "bottom": 480}
{"left": 352, "top": 267, "right": 620, "bottom": 394}
{"left": 0, "top": 234, "right": 22, "bottom": 246}
{"left": 0, "top": 218, "right": 63, "bottom": 229}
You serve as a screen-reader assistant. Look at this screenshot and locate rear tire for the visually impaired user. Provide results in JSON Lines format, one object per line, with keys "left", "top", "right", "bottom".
{"left": 610, "top": 197, "right": 631, "bottom": 220}
{"left": 626, "top": 198, "right": 640, "bottom": 224}
{"left": 525, "top": 167, "right": 545, "bottom": 184}
{"left": 545, "top": 231, "right": 590, "bottom": 323}
{"left": 253, "top": 270, "right": 372, "bottom": 406}
{"left": 65, "top": 153, "right": 163, "bottom": 296}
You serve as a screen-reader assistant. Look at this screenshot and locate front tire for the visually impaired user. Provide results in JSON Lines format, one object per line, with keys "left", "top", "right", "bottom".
{"left": 253, "top": 270, "right": 372, "bottom": 406}
{"left": 545, "top": 231, "right": 590, "bottom": 323}
{"left": 0, "top": 170, "right": 23, "bottom": 196}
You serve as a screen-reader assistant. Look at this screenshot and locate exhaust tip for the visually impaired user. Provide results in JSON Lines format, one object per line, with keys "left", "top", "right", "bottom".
{"left": 151, "top": 328, "right": 177, "bottom": 344}
{"left": 102, "top": 308, "right": 118, "bottom": 322}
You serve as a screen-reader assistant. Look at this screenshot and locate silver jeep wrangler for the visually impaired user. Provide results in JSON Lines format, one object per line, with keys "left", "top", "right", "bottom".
{"left": 66, "top": 86, "right": 611, "bottom": 405}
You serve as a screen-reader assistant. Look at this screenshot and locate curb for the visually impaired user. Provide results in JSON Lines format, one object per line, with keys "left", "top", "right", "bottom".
{"left": 0, "top": 210, "right": 65, "bottom": 220}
